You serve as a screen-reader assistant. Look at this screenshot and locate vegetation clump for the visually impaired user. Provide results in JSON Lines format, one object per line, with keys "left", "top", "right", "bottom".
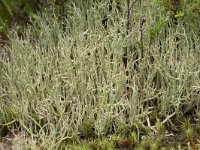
{"left": 0, "top": 0, "right": 200, "bottom": 149}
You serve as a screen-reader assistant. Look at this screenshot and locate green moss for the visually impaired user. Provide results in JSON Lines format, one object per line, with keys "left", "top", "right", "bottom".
{"left": 150, "top": 142, "right": 159, "bottom": 150}
{"left": 79, "top": 118, "right": 95, "bottom": 139}
{"left": 140, "top": 137, "right": 150, "bottom": 149}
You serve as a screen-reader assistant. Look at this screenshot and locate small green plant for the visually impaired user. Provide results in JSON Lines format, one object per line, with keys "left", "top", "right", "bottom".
{"left": 155, "top": 121, "right": 165, "bottom": 135}
{"left": 185, "top": 127, "right": 193, "bottom": 140}
{"left": 117, "top": 123, "right": 131, "bottom": 136}
{"left": 140, "top": 137, "right": 150, "bottom": 149}
{"left": 130, "top": 131, "right": 138, "bottom": 147}
{"left": 181, "top": 118, "right": 193, "bottom": 139}
{"left": 87, "top": 140, "right": 98, "bottom": 150}
{"left": 97, "top": 138, "right": 114, "bottom": 150}
{"left": 196, "top": 112, "right": 200, "bottom": 124}
{"left": 112, "top": 135, "right": 134, "bottom": 149}
{"left": 79, "top": 118, "right": 95, "bottom": 139}
{"left": 149, "top": 17, "right": 169, "bottom": 43}
{"left": 150, "top": 142, "right": 159, "bottom": 150}
{"left": 196, "top": 112, "right": 200, "bottom": 134}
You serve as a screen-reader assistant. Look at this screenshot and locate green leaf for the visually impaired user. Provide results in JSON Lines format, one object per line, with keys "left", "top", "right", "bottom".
{"left": 149, "top": 18, "right": 169, "bottom": 43}
{"left": 174, "top": 12, "right": 184, "bottom": 18}
{"left": 0, "top": 0, "right": 13, "bottom": 17}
